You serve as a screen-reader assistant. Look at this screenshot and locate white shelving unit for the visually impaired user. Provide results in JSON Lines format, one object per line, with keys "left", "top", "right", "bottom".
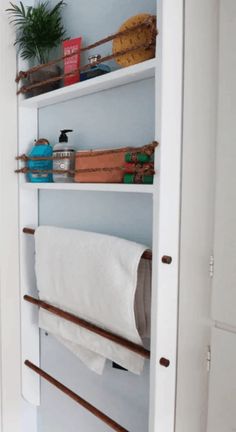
{"left": 18, "top": 1, "right": 184, "bottom": 431}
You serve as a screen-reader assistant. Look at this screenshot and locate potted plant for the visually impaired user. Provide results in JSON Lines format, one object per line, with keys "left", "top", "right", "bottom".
{"left": 7, "top": 1, "right": 67, "bottom": 96}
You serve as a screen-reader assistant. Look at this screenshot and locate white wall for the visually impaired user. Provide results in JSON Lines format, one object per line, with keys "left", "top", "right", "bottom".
{"left": 0, "top": 2, "right": 37, "bottom": 431}
{"left": 207, "top": 2, "right": 236, "bottom": 430}
{"left": 0, "top": 2, "right": 22, "bottom": 431}
{"left": 211, "top": 0, "right": 236, "bottom": 328}
{"left": 175, "top": 1, "right": 219, "bottom": 431}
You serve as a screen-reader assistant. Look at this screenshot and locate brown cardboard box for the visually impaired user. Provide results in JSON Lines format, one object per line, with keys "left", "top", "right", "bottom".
{"left": 75, "top": 148, "right": 127, "bottom": 183}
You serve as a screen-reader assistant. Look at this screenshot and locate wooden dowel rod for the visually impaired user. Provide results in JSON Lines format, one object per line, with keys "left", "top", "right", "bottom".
{"left": 23, "top": 227, "right": 35, "bottom": 235}
{"left": 22, "top": 227, "right": 152, "bottom": 260}
{"left": 24, "top": 295, "right": 150, "bottom": 359}
{"left": 25, "top": 360, "right": 129, "bottom": 432}
{"left": 142, "top": 250, "right": 152, "bottom": 260}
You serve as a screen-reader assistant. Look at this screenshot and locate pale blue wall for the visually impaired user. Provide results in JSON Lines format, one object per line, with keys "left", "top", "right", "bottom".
{"left": 37, "top": 1, "right": 156, "bottom": 431}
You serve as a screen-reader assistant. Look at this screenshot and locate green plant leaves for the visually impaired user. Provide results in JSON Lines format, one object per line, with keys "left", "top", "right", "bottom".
{"left": 6, "top": 1, "right": 67, "bottom": 64}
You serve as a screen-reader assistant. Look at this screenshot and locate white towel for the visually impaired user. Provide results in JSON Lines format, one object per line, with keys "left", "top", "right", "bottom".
{"left": 35, "top": 226, "right": 151, "bottom": 374}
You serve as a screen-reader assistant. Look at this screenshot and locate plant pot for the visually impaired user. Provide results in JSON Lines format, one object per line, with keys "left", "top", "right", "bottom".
{"left": 28, "top": 65, "right": 61, "bottom": 97}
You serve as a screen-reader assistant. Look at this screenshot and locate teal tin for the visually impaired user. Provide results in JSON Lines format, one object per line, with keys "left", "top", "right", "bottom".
{"left": 80, "top": 54, "right": 111, "bottom": 81}
{"left": 27, "top": 138, "right": 53, "bottom": 183}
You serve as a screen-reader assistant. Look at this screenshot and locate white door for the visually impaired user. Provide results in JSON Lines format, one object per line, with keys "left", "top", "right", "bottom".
{"left": 207, "top": 1, "right": 236, "bottom": 431}
{"left": 207, "top": 329, "right": 236, "bottom": 432}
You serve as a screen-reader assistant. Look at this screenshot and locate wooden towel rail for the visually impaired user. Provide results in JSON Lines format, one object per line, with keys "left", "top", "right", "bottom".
{"left": 24, "top": 295, "right": 150, "bottom": 359}
{"left": 25, "top": 360, "right": 129, "bottom": 432}
{"left": 22, "top": 227, "right": 153, "bottom": 260}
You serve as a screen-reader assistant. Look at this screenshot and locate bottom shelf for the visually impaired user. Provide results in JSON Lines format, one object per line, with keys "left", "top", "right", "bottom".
{"left": 22, "top": 182, "right": 155, "bottom": 194}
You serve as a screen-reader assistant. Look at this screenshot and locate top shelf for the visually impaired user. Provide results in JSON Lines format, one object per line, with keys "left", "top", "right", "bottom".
{"left": 19, "top": 59, "right": 156, "bottom": 109}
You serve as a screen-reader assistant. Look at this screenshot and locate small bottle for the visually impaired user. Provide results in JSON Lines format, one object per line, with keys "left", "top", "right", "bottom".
{"left": 27, "top": 138, "right": 53, "bottom": 183}
{"left": 125, "top": 152, "right": 152, "bottom": 163}
{"left": 123, "top": 173, "right": 154, "bottom": 184}
{"left": 53, "top": 130, "right": 75, "bottom": 183}
{"left": 80, "top": 54, "right": 111, "bottom": 81}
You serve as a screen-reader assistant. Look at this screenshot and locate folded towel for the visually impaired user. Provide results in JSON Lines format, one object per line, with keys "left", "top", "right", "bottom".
{"left": 135, "top": 258, "right": 152, "bottom": 339}
{"left": 35, "top": 226, "right": 151, "bottom": 374}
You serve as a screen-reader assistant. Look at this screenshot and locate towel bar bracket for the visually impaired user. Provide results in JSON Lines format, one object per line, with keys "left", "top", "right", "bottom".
{"left": 162, "top": 255, "right": 172, "bottom": 264}
{"left": 159, "top": 357, "right": 170, "bottom": 368}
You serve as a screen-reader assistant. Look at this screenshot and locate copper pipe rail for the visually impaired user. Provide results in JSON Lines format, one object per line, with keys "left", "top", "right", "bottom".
{"left": 25, "top": 360, "right": 129, "bottom": 432}
{"left": 16, "top": 15, "right": 157, "bottom": 82}
{"left": 22, "top": 227, "right": 152, "bottom": 261}
{"left": 18, "top": 42, "right": 155, "bottom": 95}
{"left": 24, "top": 295, "right": 150, "bottom": 359}
{"left": 16, "top": 141, "right": 158, "bottom": 162}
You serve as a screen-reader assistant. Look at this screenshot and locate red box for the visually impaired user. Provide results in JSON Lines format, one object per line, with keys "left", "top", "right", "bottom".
{"left": 63, "top": 37, "right": 82, "bottom": 86}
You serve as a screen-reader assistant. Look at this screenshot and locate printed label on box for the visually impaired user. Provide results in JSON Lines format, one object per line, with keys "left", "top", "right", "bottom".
{"left": 63, "top": 37, "right": 82, "bottom": 86}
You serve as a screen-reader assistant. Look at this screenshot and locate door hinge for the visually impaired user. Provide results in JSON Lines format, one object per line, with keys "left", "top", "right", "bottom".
{"left": 207, "top": 347, "right": 211, "bottom": 372}
{"left": 209, "top": 255, "right": 214, "bottom": 278}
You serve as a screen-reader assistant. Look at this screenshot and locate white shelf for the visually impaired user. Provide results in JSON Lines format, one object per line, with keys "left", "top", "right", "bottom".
{"left": 19, "top": 59, "right": 156, "bottom": 109}
{"left": 22, "top": 182, "right": 154, "bottom": 194}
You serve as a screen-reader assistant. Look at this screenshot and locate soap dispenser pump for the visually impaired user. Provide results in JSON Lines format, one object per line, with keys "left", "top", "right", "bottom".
{"left": 53, "top": 129, "right": 75, "bottom": 183}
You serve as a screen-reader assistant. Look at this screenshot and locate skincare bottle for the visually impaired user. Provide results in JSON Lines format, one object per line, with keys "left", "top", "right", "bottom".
{"left": 80, "top": 54, "right": 111, "bottom": 81}
{"left": 27, "top": 138, "right": 53, "bottom": 183}
{"left": 53, "top": 130, "right": 75, "bottom": 183}
{"left": 124, "top": 173, "right": 154, "bottom": 184}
